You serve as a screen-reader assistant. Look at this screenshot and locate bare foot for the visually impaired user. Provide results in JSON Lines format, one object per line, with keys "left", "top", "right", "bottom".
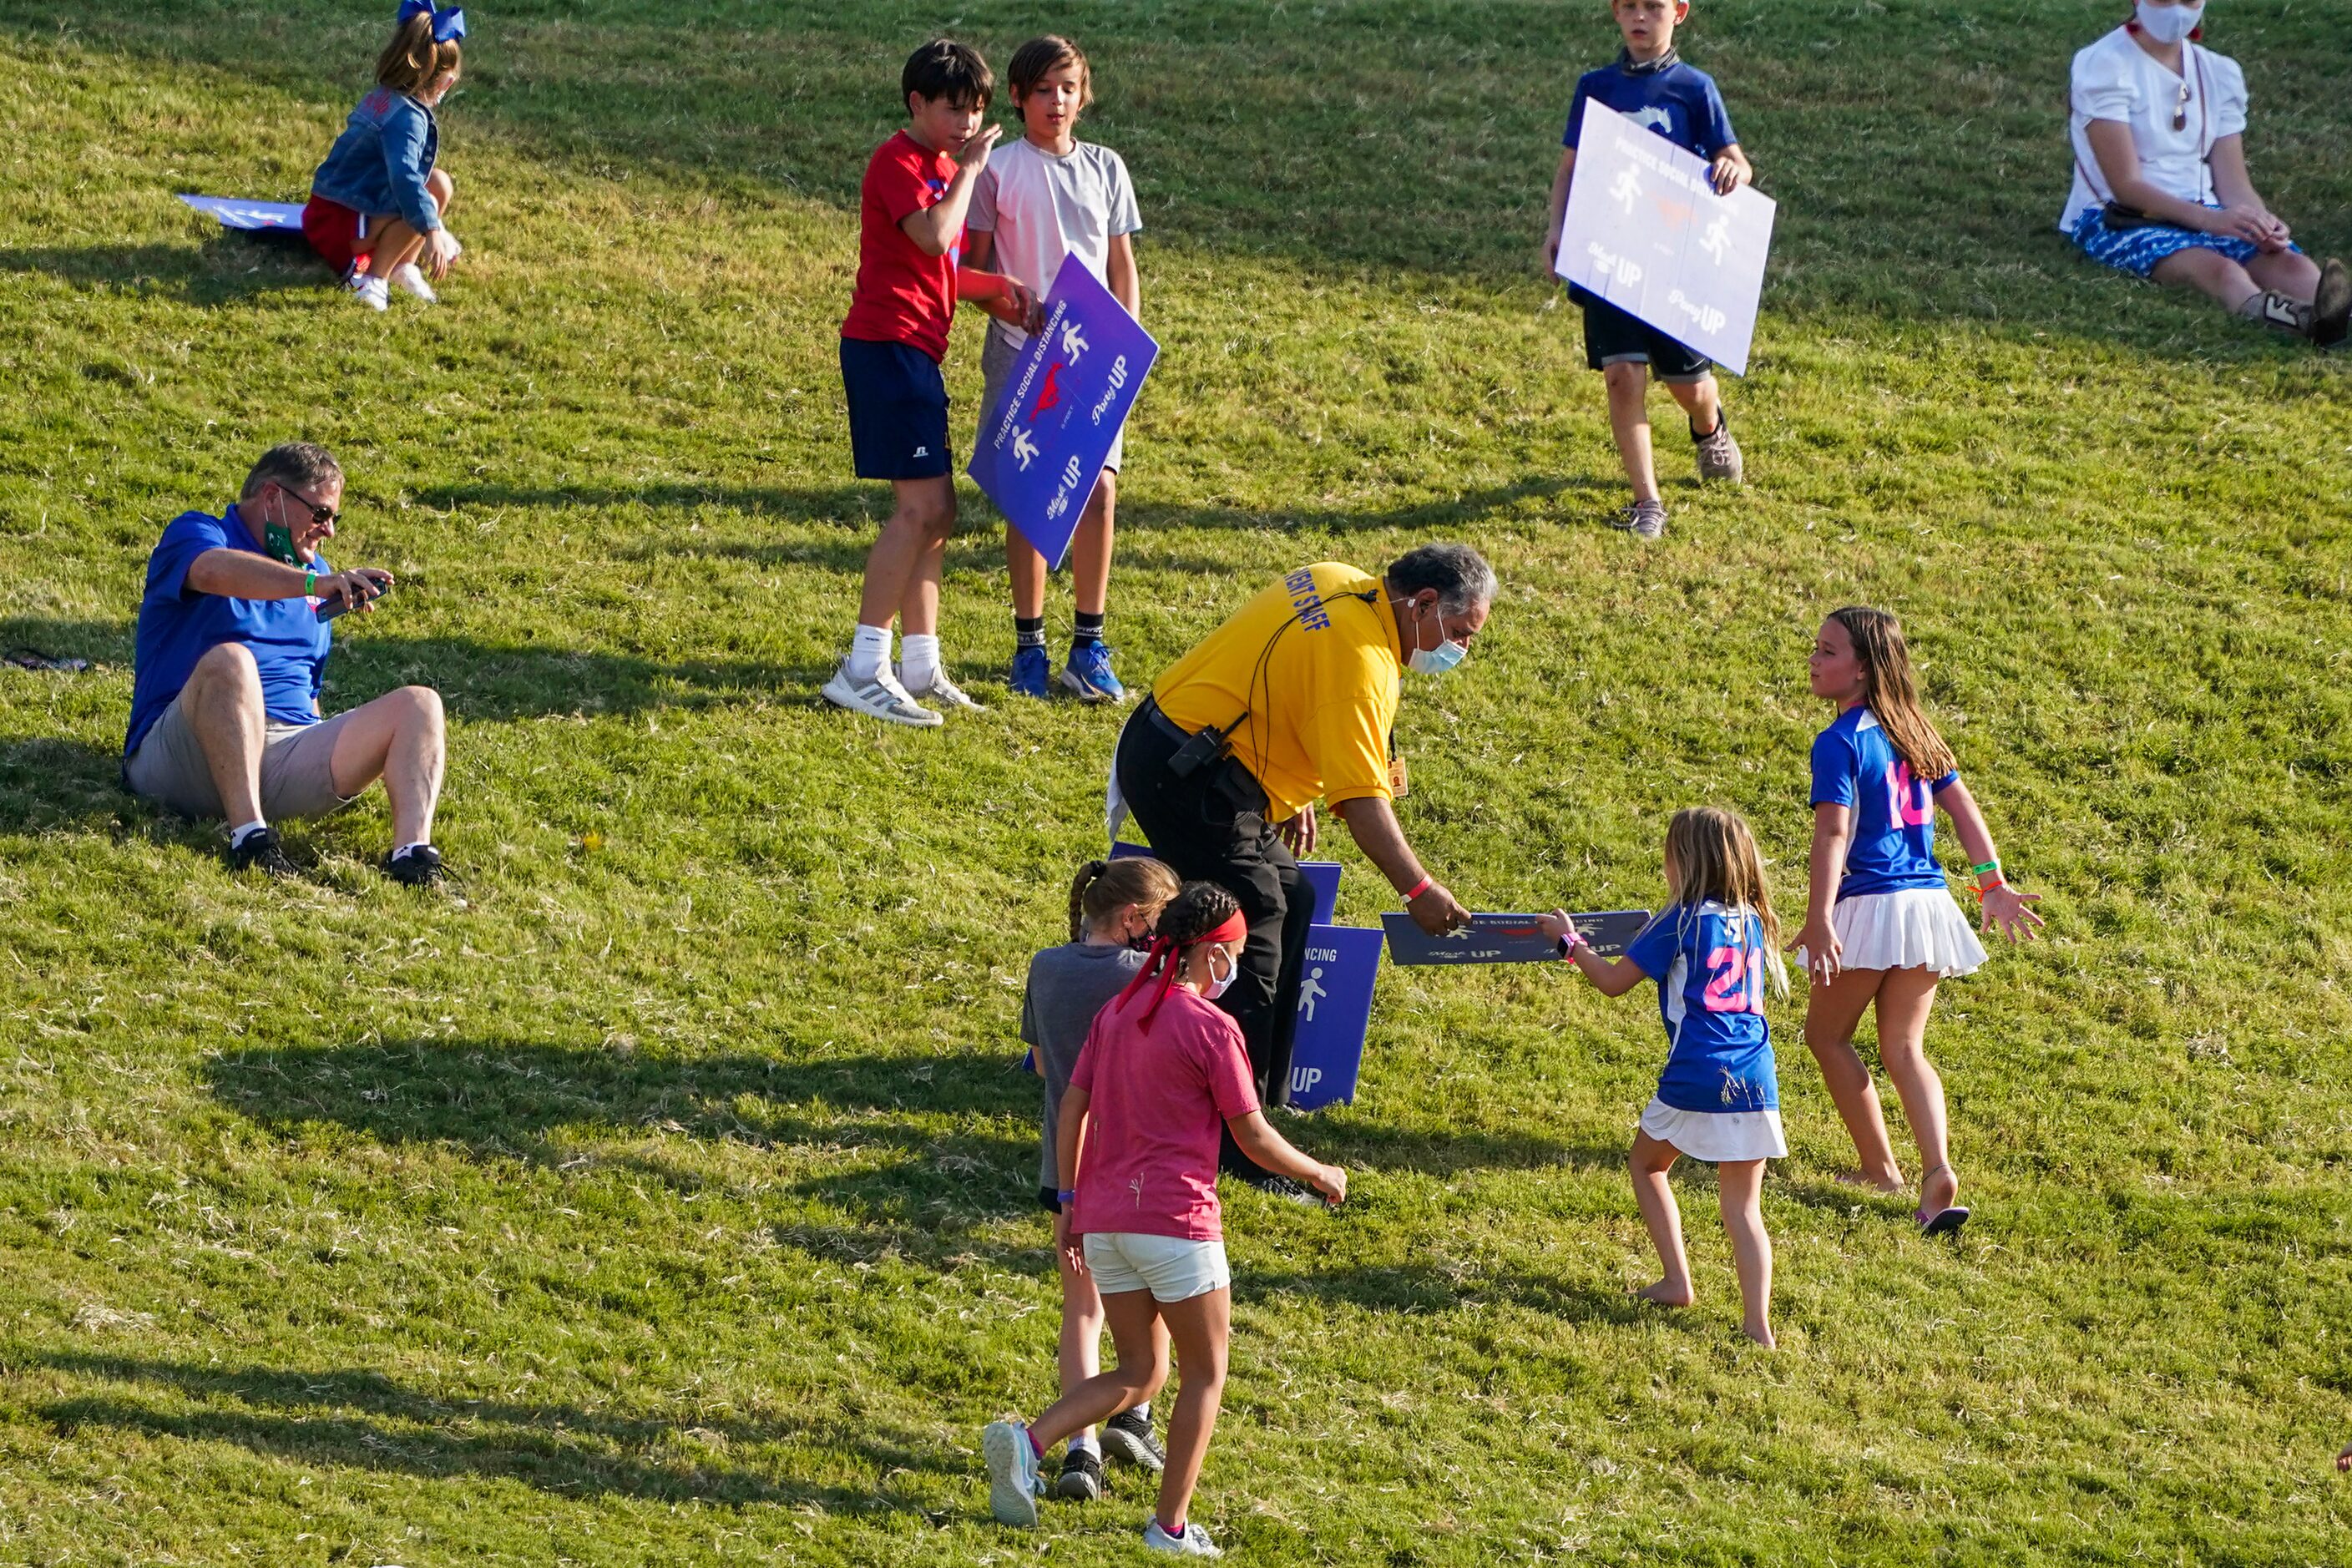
{"left": 1834, "top": 1169, "right": 1906, "bottom": 1196}
{"left": 1919, "top": 1162, "right": 1961, "bottom": 1217}
{"left": 1743, "top": 1320, "right": 1777, "bottom": 1349}
{"left": 2337, "top": 1443, "right": 2349, "bottom": 1474}
{"left": 1633, "top": 1279, "right": 1693, "bottom": 1308}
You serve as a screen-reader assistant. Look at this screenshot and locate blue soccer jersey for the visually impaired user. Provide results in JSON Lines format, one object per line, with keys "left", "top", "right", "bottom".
{"left": 1563, "top": 56, "right": 1737, "bottom": 162}
{"left": 1622, "top": 901, "right": 1778, "bottom": 1115}
{"left": 1809, "top": 706, "right": 1959, "bottom": 899}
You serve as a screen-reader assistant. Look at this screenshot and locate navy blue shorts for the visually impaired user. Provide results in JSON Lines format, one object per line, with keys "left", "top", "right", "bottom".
{"left": 1578, "top": 294, "right": 1712, "bottom": 383}
{"left": 840, "top": 336, "right": 952, "bottom": 481}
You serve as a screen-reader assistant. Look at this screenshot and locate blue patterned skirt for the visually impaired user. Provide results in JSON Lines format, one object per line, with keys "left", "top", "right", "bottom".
{"left": 2069, "top": 202, "right": 2296, "bottom": 279}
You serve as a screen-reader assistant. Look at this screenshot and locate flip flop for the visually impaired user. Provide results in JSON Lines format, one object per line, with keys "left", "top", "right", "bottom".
{"left": 1917, "top": 1206, "right": 1970, "bottom": 1238}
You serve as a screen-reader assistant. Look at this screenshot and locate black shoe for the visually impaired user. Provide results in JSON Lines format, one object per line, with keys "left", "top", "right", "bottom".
{"left": 227, "top": 827, "right": 296, "bottom": 878}
{"left": 1051, "top": 1448, "right": 1104, "bottom": 1501}
{"left": 2314, "top": 257, "right": 2350, "bottom": 347}
{"left": 1102, "top": 1409, "right": 1165, "bottom": 1473}
{"left": 384, "top": 844, "right": 445, "bottom": 888}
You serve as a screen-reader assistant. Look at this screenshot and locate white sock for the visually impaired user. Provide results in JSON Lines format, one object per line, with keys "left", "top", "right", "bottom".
{"left": 845, "top": 623, "right": 892, "bottom": 683}
{"left": 229, "top": 820, "right": 268, "bottom": 847}
{"left": 1069, "top": 1431, "right": 1100, "bottom": 1458}
{"left": 899, "top": 633, "right": 943, "bottom": 688}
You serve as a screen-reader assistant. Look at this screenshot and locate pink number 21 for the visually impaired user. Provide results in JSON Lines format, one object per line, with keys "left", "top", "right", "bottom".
{"left": 1884, "top": 760, "right": 1933, "bottom": 827}
{"left": 1702, "top": 944, "right": 1758, "bottom": 1014}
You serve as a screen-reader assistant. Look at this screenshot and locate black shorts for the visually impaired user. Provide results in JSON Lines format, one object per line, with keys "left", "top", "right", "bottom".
{"left": 1038, "top": 1186, "right": 1062, "bottom": 1214}
{"left": 840, "top": 336, "right": 952, "bottom": 480}
{"left": 1579, "top": 295, "right": 1712, "bottom": 382}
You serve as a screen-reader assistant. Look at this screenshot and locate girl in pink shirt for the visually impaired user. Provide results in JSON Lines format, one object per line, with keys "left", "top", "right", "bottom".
{"left": 983, "top": 883, "right": 1346, "bottom": 1558}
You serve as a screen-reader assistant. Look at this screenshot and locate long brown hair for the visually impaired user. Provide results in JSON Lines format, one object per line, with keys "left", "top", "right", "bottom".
{"left": 1662, "top": 806, "right": 1788, "bottom": 996}
{"left": 1008, "top": 34, "right": 1094, "bottom": 113}
{"left": 1828, "top": 605, "right": 1957, "bottom": 781}
{"left": 1067, "top": 855, "right": 1180, "bottom": 942}
{"left": 377, "top": 13, "right": 462, "bottom": 97}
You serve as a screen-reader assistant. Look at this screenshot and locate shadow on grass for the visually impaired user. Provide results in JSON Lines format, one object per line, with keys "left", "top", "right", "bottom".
{"left": 0, "top": 735, "right": 142, "bottom": 837}
{"left": 32, "top": 1352, "right": 949, "bottom": 1511}
{"left": 0, "top": 235, "right": 326, "bottom": 305}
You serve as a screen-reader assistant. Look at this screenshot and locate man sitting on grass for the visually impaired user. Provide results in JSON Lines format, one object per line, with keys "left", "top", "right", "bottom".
{"left": 122, "top": 442, "right": 449, "bottom": 885}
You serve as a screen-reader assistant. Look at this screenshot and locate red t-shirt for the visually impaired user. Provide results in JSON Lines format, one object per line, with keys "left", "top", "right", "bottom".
{"left": 1067, "top": 984, "right": 1261, "bottom": 1242}
{"left": 840, "top": 130, "right": 960, "bottom": 362}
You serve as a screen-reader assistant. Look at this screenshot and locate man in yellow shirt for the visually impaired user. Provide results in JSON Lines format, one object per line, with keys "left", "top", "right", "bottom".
{"left": 1112, "top": 543, "right": 1490, "bottom": 1181}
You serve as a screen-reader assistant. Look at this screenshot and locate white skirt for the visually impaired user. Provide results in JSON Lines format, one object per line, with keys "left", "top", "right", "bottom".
{"left": 1810, "top": 887, "right": 1988, "bottom": 978}
{"left": 1639, "top": 1097, "right": 1788, "bottom": 1162}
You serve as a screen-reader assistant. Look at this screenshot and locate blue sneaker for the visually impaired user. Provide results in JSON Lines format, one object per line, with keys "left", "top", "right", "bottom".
{"left": 1009, "top": 644, "right": 1051, "bottom": 699}
{"left": 1060, "top": 641, "right": 1126, "bottom": 704}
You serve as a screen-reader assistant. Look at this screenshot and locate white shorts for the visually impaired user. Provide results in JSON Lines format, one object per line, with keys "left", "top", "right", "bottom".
{"left": 1081, "top": 1232, "right": 1229, "bottom": 1302}
{"left": 1639, "top": 1097, "right": 1788, "bottom": 1162}
{"left": 1813, "top": 888, "right": 1988, "bottom": 977}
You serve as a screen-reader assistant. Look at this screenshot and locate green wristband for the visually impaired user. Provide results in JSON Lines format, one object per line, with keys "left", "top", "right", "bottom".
{"left": 304, "top": 569, "right": 317, "bottom": 598}
{"left": 1970, "top": 858, "right": 2000, "bottom": 875}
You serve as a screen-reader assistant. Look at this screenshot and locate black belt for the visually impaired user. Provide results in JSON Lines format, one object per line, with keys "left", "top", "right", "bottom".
{"left": 1138, "top": 695, "right": 1192, "bottom": 747}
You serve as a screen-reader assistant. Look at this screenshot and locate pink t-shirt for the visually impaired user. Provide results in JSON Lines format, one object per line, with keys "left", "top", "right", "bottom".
{"left": 1067, "top": 984, "right": 1260, "bottom": 1242}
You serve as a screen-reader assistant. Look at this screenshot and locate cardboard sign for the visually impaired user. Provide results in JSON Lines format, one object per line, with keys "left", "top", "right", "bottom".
{"left": 1110, "top": 843, "right": 1340, "bottom": 924}
{"left": 969, "top": 252, "right": 1159, "bottom": 570}
{"left": 1554, "top": 99, "right": 1777, "bottom": 375}
{"left": 1287, "top": 923, "right": 1383, "bottom": 1110}
{"left": 178, "top": 194, "right": 305, "bottom": 232}
{"left": 1381, "top": 910, "right": 1652, "bottom": 966}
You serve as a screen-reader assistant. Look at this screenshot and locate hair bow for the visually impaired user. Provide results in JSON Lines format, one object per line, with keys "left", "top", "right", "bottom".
{"left": 397, "top": 0, "right": 468, "bottom": 43}
{"left": 1112, "top": 910, "right": 1249, "bottom": 1033}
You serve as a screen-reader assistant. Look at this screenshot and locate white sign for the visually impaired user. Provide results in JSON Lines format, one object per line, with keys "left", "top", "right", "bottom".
{"left": 1554, "top": 99, "right": 1776, "bottom": 376}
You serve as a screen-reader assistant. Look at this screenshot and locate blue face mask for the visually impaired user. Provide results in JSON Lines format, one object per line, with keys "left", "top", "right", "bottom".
{"left": 1397, "top": 598, "right": 1469, "bottom": 676}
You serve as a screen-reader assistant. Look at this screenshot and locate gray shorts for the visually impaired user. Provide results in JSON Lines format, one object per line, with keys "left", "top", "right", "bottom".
{"left": 123, "top": 696, "right": 357, "bottom": 822}
{"left": 981, "top": 319, "right": 1124, "bottom": 479}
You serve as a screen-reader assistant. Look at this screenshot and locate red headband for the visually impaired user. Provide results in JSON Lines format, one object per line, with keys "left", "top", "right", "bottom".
{"left": 1115, "top": 911, "right": 1250, "bottom": 1031}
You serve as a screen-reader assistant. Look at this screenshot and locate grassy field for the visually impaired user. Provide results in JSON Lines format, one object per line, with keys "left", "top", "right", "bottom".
{"left": 2, "top": 0, "right": 2349, "bottom": 1561}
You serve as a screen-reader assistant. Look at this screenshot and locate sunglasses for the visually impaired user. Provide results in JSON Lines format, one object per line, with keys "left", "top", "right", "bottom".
{"left": 276, "top": 484, "right": 340, "bottom": 529}
{"left": 2173, "top": 77, "right": 2193, "bottom": 134}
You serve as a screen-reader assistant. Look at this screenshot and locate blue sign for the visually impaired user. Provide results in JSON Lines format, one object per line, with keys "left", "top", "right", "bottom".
{"left": 1382, "top": 909, "right": 1652, "bottom": 966}
{"left": 1287, "top": 923, "right": 1383, "bottom": 1110}
{"left": 1111, "top": 844, "right": 1339, "bottom": 924}
{"left": 178, "top": 194, "right": 305, "bottom": 232}
{"left": 969, "top": 252, "right": 1159, "bottom": 571}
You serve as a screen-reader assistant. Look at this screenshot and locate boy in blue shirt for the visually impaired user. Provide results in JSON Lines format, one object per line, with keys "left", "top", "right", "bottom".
{"left": 1541, "top": 0, "right": 1753, "bottom": 540}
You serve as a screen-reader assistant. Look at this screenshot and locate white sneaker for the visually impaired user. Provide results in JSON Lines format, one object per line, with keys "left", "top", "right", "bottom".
{"left": 345, "top": 271, "right": 389, "bottom": 311}
{"left": 897, "top": 664, "right": 986, "bottom": 713}
{"left": 1144, "top": 1519, "right": 1223, "bottom": 1557}
{"left": 981, "top": 1421, "right": 1042, "bottom": 1527}
{"left": 389, "top": 262, "right": 438, "bottom": 303}
{"left": 821, "top": 664, "right": 942, "bottom": 727}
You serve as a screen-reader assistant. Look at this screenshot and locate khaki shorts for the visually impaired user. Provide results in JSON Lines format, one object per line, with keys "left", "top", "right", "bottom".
{"left": 124, "top": 696, "right": 357, "bottom": 822}
{"left": 981, "top": 319, "right": 1124, "bottom": 479}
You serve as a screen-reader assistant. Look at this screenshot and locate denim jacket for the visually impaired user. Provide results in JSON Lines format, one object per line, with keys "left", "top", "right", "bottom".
{"left": 310, "top": 87, "right": 441, "bottom": 232}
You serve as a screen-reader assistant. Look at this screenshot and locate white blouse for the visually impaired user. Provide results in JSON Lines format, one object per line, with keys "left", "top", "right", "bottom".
{"left": 2061, "top": 26, "right": 2248, "bottom": 232}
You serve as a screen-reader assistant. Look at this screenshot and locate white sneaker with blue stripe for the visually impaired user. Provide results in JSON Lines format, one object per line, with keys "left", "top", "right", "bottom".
{"left": 1144, "top": 1519, "right": 1223, "bottom": 1556}
{"left": 981, "top": 1420, "right": 1042, "bottom": 1527}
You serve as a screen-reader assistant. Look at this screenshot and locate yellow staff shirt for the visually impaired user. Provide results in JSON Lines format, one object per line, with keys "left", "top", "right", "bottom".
{"left": 1151, "top": 562, "right": 1402, "bottom": 822}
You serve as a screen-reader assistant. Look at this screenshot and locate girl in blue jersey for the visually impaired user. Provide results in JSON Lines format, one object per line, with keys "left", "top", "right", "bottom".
{"left": 1540, "top": 807, "right": 1787, "bottom": 1348}
{"left": 1793, "top": 608, "right": 2043, "bottom": 1238}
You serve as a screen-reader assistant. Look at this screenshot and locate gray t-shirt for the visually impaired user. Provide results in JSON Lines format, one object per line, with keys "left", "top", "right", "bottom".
{"left": 1020, "top": 941, "right": 1149, "bottom": 1191}
{"left": 968, "top": 137, "right": 1141, "bottom": 350}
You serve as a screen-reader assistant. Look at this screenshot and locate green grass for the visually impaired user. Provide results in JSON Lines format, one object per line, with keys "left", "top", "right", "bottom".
{"left": 3, "top": 0, "right": 2350, "bottom": 1561}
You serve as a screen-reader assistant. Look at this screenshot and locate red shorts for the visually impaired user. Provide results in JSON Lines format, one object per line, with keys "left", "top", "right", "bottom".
{"left": 300, "top": 194, "right": 370, "bottom": 276}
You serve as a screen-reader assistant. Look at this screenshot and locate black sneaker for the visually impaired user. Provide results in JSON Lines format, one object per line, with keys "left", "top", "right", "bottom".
{"left": 2314, "top": 258, "right": 2350, "bottom": 347}
{"left": 227, "top": 827, "right": 296, "bottom": 878}
{"left": 384, "top": 844, "right": 446, "bottom": 888}
{"left": 1102, "top": 1409, "right": 1165, "bottom": 1473}
{"left": 1051, "top": 1447, "right": 1105, "bottom": 1501}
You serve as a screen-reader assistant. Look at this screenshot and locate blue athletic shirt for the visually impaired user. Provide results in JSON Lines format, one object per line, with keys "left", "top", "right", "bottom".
{"left": 1563, "top": 53, "right": 1738, "bottom": 161}
{"left": 1622, "top": 900, "right": 1777, "bottom": 1114}
{"left": 126, "top": 505, "right": 331, "bottom": 757}
{"left": 1809, "top": 706, "right": 1959, "bottom": 900}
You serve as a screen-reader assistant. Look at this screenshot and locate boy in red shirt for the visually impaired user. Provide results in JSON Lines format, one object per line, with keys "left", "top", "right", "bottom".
{"left": 824, "top": 40, "right": 1042, "bottom": 727}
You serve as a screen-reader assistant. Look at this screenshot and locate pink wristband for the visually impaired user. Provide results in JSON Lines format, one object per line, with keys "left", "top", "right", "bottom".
{"left": 1402, "top": 876, "right": 1432, "bottom": 903}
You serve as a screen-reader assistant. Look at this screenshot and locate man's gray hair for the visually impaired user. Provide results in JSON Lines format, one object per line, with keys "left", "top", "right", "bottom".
{"left": 240, "top": 442, "right": 342, "bottom": 502}
{"left": 1386, "top": 542, "right": 1497, "bottom": 615}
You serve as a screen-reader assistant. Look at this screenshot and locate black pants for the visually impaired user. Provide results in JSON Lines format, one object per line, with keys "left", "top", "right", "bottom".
{"left": 1115, "top": 702, "right": 1316, "bottom": 1173}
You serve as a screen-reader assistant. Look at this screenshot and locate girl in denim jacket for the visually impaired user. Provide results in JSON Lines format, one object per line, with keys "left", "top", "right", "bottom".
{"left": 301, "top": 1, "right": 467, "bottom": 310}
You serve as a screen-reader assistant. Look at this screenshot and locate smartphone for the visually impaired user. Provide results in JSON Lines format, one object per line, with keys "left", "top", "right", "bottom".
{"left": 315, "top": 579, "right": 392, "bottom": 622}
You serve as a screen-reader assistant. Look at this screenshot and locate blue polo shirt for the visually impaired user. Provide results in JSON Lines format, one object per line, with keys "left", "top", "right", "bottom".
{"left": 126, "top": 504, "right": 331, "bottom": 757}
{"left": 1623, "top": 901, "right": 1778, "bottom": 1115}
{"left": 1809, "top": 706, "right": 1959, "bottom": 899}
{"left": 1563, "top": 55, "right": 1737, "bottom": 161}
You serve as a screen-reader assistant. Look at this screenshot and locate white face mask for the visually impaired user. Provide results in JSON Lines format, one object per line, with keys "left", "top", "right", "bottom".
{"left": 1202, "top": 946, "right": 1239, "bottom": 1000}
{"left": 2135, "top": 1, "right": 2203, "bottom": 43}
